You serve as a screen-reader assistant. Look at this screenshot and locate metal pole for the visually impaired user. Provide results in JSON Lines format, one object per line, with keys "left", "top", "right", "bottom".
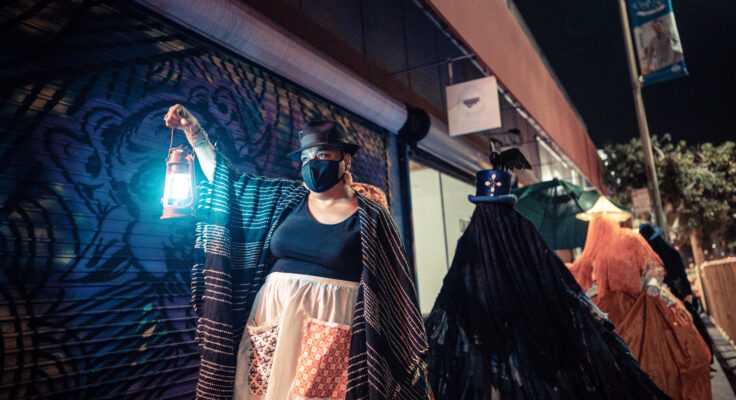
{"left": 398, "top": 142, "right": 417, "bottom": 282}
{"left": 389, "top": 53, "right": 474, "bottom": 76}
{"left": 617, "top": 0, "right": 669, "bottom": 239}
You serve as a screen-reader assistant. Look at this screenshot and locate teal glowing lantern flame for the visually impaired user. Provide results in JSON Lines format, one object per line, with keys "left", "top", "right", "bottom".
{"left": 161, "top": 145, "right": 196, "bottom": 219}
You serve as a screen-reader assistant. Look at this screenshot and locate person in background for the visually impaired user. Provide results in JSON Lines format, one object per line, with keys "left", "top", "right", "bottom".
{"left": 639, "top": 223, "right": 714, "bottom": 362}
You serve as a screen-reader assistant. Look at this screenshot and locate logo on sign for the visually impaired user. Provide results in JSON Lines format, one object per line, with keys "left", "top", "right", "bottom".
{"left": 463, "top": 97, "right": 480, "bottom": 109}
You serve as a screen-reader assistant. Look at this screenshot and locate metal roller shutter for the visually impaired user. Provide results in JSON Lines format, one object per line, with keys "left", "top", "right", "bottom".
{"left": 0, "top": 1, "right": 390, "bottom": 398}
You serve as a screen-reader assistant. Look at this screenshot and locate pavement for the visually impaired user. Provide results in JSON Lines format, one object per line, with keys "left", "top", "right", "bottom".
{"left": 704, "top": 315, "right": 736, "bottom": 399}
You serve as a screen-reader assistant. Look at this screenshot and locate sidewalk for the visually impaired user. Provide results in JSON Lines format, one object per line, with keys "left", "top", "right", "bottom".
{"left": 704, "top": 315, "right": 736, "bottom": 399}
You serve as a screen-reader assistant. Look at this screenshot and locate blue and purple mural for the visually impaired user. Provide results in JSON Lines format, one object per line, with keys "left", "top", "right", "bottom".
{"left": 0, "top": 1, "right": 390, "bottom": 398}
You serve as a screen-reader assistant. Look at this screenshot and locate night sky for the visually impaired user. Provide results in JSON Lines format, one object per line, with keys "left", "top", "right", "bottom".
{"left": 512, "top": 0, "right": 736, "bottom": 147}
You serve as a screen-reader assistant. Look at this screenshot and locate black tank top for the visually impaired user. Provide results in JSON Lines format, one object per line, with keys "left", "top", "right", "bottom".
{"left": 269, "top": 197, "right": 362, "bottom": 282}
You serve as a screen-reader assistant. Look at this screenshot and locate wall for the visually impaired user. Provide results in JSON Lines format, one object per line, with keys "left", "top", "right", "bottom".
{"left": 0, "top": 1, "right": 390, "bottom": 398}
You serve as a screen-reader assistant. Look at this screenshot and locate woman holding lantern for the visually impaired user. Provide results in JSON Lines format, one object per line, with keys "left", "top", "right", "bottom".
{"left": 164, "top": 105, "right": 429, "bottom": 400}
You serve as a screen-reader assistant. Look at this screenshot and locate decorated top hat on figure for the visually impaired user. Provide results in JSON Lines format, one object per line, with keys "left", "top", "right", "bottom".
{"left": 468, "top": 147, "right": 531, "bottom": 205}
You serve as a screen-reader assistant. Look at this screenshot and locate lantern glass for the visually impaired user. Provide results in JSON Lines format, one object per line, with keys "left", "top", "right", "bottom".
{"left": 164, "top": 173, "right": 192, "bottom": 205}
{"left": 161, "top": 146, "right": 195, "bottom": 219}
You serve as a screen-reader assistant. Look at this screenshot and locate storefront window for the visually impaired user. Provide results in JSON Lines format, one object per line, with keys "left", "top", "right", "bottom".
{"left": 537, "top": 138, "right": 593, "bottom": 188}
{"left": 409, "top": 161, "right": 475, "bottom": 315}
{"left": 538, "top": 139, "right": 570, "bottom": 181}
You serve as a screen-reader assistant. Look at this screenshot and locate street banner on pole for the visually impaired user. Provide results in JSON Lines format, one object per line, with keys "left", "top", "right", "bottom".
{"left": 627, "top": 0, "right": 688, "bottom": 86}
{"left": 446, "top": 76, "right": 501, "bottom": 136}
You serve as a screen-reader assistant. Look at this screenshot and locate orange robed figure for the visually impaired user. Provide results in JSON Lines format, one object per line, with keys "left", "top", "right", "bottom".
{"left": 568, "top": 216, "right": 711, "bottom": 400}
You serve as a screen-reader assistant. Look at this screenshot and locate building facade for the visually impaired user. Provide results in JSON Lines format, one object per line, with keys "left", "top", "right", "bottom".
{"left": 0, "top": 0, "right": 602, "bottom": 397}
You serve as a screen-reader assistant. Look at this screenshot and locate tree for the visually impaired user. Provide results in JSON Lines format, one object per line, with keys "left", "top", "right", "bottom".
{"left": 601, "top": 137, "right": 736, "bottom": 264}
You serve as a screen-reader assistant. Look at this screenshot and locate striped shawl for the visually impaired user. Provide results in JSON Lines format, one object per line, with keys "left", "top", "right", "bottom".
{"left": 191, "top": 152, "right": 430, "bottom": 399}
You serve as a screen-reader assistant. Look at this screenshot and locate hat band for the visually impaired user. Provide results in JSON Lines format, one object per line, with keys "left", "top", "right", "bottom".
{"left": 299, "top": 133, "right": 353, "bottom": 149}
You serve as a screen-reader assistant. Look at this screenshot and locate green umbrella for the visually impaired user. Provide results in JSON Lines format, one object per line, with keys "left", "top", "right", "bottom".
{"left": 512, "top": 179, "right": 599, "bottom": 250}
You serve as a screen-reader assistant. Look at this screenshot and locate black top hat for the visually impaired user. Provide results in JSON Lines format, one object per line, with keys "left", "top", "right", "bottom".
{"left": 468, "top": 148, "right": 531, "bottom": 205}
{"left": 468, "top": 169, "right": 518, "bottom": 205}
{"left": 287, "top": 120, "right": 360, "bottom": 161}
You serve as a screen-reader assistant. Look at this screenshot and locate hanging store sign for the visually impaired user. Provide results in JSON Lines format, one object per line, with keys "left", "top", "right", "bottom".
{"left": 446, "top": 75, "right": 502, "bottom": 136}
{"left": 627, "top": 0, "right": 688, "bottom": 86}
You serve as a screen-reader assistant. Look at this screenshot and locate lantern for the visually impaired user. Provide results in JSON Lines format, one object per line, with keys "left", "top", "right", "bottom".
{"left": 161, "top": 145, "right": 196, "bottom": 219}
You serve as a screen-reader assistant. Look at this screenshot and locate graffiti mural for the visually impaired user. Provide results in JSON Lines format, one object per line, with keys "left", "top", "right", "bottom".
{"left": 0, "top": 1, "right": 390, "bottom": 398}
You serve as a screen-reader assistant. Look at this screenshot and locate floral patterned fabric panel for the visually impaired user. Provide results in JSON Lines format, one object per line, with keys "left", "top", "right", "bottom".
{"left": 291, "top": 319, "right": 352, "bottom": 400}
{"left": 248, "top": 323, "right": 280, "bottom": 396}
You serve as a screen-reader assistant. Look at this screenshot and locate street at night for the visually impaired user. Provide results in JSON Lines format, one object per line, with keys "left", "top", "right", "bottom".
{"left": 1, "top": 1, "right": 734, "bottom": 399}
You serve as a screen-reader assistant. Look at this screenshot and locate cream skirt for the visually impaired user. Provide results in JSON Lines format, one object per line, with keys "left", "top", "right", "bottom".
{"left": 233, "top": 272, "right": 359, "bottom": 400}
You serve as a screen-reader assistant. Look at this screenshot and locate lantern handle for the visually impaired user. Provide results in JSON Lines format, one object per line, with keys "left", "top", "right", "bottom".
{"left": 169, "top": 127, "right": 194, "bottom": 155}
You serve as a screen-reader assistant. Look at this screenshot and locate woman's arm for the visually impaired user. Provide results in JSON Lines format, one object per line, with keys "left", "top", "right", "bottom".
{"left": 643, "top": 264, "right": 665, "bottom": 296}
{"left": 164, "top": 104, "right": 215, "bottom": 182}
{"left": 189, "top": 128, "right": 216, "bottom": 183}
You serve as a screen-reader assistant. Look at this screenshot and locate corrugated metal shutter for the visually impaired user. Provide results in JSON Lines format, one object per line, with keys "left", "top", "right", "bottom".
{"left": 0, "top": 1, "right": 391, "bottom": 398}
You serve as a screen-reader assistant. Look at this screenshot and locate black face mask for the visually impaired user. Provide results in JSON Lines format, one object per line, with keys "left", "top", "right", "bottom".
{"left": 301, "top": 156, "right": 345, "bottom": 193}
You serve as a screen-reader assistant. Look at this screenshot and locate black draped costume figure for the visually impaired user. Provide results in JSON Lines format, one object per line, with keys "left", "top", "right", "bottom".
{"left": 424, "top": 149, "right": 670, "bottom": 400}
{"left": 639, "top": 224, "right": 693, "bottom": 300}
{"left": 639, "top": 223, "right": 714, "bottom": 360}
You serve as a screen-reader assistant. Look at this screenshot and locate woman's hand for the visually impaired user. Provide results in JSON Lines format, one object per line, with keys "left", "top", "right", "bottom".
{"left": 164, "top": 104, "right": 216, "bottom": 182}
{"left": 164, "top": 104, "right": 206, "bottom": 147}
